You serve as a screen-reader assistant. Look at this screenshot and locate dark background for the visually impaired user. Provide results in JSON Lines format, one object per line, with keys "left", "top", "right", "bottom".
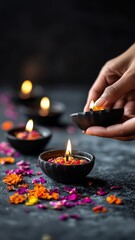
{"left": 0, "top": 0, "right": 135, "bottom": 88}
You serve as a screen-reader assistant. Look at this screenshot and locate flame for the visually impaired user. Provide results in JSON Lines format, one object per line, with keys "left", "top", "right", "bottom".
{"left": 40, "top": 97, "right": 50, "bottom": 111}
{"left": 65, "top": 139, "right": 72, "bottom": 156}
{"left": 90, "top": 100, "right": 104, "bottom": 111}
{"left": 90, "top": 100, "right": 95, "bottom": 109}
{"left": 25, "top": 119, "right": 33, "bottom": 132}
{"left": 21, "top": 80, "right": 33, "bottom": 95}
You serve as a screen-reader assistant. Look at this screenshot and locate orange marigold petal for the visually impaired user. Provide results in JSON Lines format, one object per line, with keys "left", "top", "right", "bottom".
{"left": 3, "top": 173, "right": 23, "bottom": 185}
{"left": 115, "top": 198, "right": 122, "bottom": 205}
{"left": 0, "top": 157, "right": 15, "bottom": 164}
{"left": 106, "top": 195, "right": 117, "bottom": 204}
{"left": 1, "top": 121, "right": 14, "bottom": 131}
{"left": 9, "top": 193, "right": 26, "bottom": 204}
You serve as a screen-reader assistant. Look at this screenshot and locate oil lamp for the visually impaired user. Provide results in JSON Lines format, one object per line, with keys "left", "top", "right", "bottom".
{"left": 39, "top": 97, "right": 50, "bottom": 116}
{"left": 38, "top": 139, "right": 95, "bottom": 183}
{"left": 20, "top": 80, "right": 33, "bottom": 99}
{"left": 12, "top": 80, "right": 44, "bottom": 106}
{"left": 70, "top": 100, "right": 124, "bottom": 130}
{"left": 6, "top": 119, "right": 52, "bottom": 155}
{"left": 21, "top": 96, "right": 65, "bottom": 126}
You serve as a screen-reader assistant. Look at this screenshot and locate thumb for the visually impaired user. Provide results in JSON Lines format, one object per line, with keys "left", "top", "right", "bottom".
{"left": 95, "top": 72, "right": 135, "bottom": 107}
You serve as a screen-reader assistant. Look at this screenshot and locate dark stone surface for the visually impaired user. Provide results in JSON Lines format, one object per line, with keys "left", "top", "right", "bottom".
{"left": 0, "top": 87, "right": 135, "bottom": 240}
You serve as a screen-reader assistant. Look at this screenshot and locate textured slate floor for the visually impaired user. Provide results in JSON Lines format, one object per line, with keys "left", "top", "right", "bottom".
{"left": 0, "top": 87, "right": 135, "bottom": 240}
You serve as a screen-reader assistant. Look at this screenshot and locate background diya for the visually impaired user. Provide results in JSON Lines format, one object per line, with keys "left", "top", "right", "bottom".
{"left": 6, "top": 119, "right": 52, "bottom": 155}
{"left": 20, "top": 96, "right": 66, "bottom": 125}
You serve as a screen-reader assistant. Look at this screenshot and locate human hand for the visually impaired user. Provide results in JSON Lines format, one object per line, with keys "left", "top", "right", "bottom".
{"left": 84, "top": 43, "right": 135, "bottom": 140}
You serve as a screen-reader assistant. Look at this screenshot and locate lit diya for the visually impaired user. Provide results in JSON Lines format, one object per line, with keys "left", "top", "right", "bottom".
{"left": 6, "top": 119, "right": 52, "bottom": 155}
{"left": 12, "top": 80, "right": 44, "bottom": 106}
{"left": 21, "top": 96, "right": 65, "bottom": 126}
{"left": 70, "top": 100, "right": 124, "bottom": 130}
{"left": 38, "top": 139, "right": 95, "bottom": 183}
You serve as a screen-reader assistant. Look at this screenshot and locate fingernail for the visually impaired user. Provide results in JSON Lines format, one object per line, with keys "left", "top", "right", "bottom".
{"left": 95, "top": 97, "right": 107, "bottom": 107}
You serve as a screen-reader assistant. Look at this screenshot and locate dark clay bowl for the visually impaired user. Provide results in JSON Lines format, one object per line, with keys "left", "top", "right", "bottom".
{"left": 70, "top": 108, "right": 124, "bottom": 130}
{"left": 20, "top": 101, "right": 66, "bottom": 125}
{"left": 6, "top": 126, "right": 52, "bottom": 155}
{"left": 11, "top": 86, "right": 44, "bottom": 106}
{"left": 38, "top": 150, "right": 95, "bottom": 183}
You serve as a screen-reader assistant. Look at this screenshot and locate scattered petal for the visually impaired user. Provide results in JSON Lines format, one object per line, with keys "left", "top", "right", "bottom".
{"left": 110, "top": 186, "right": 122, "bottom": 190}
{"left": 59, "top": 213, "right": 69, "bottom": 221}
{"left": 1, "top": 121, "right": 14, "bottom": 131}
{"left": 3, "top": 173, "right": 23, "bottom": 185}
{"left": 92, "top": 205, "right": 108, "bottom": 213}
{"left": 97, "top": 188, "right": 108, "bottom": 196}
{"left": 9, "top": 193, "right": 26, "bottom": 204}
{"left": 37, "top": 204, "right": 48, "bottom": 209}
{"left": 0, "top": 157, "right": 15, "bottom": 164}
{"left": 16, "top": 187, "right": 28, "bottom": 194}
{"left": 25, "top": 196, "right": 38, "bottom": 206}
{"left": 106, "top": 195, "right": 122, "bottom": 204}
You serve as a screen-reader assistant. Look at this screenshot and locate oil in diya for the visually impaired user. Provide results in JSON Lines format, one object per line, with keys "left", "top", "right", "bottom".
{"left": 70, "top": 100, "right": 124, "bottom": 130}
{"left": 38, "top": 139, "right": 95, "bottom": 183}
{"left": 15, "top": 119, "right": 42, "bottom": 140}
{"left": 48, "top": 139, "right": 88, "bottom": 165}
{"left": 6, "top": 119, "right": 52, "bottom": 155}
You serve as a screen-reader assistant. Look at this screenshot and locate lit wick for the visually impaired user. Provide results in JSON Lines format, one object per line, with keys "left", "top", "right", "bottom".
{"left": 90, "top": 100, "right": 104, "bottom": 111}
{"left": 65, "top": 139, "right": 71, "bottom": 162}
{"left": 39, "top": 97, "right": 50, "bottom": 116}
{"left": 20, "top": 80, "right": 33, "bottom": 99}
{"left": 25, "top": 119, "right": 33, "bottom": 133}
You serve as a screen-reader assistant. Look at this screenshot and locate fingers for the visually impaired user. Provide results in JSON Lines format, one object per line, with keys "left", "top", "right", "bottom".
{"left": 113, "top": 97, "right": 126, "bottom": 109}
{"left": 95, "top": 70, "right": 135, "bottom": 108}
{"left": 84, "top": 116, "right": 135, "bottom": 139}
{"left": 84, "top": 66, "right": 114, "bottom": 111}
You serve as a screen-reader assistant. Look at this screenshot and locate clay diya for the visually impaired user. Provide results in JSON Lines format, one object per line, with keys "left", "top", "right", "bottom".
{"left": 12, "top": 80, "right": 44, "bottom": 106}
{"left": 20, "top": 96, "right": 66, "bottom": 125}
{"left": 38, "top": 139, "right": 95, "bottom": 183}
{"left": 70, "top": 100, "right": 124, "bottom": 130}
{"left": 6, "top": 119, "right": 52, "bottom": 155}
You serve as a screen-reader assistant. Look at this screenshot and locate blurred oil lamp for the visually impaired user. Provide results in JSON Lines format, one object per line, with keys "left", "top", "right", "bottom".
{"left": 38, "top": 139, "right": 95, "bottom": 183}
{"left": 70, "top": 100, "right": 124, "bottom": 130}
{"left": 6, "top": 119, "right": 52, "bottom": 155}
{"left": 39, "top": 97, "right": 50, "bottom": 116}
{"left": 20, "top": 80, "right": 33, "bottom": 99}
{"left": 12, "top": 80, "right": 44, "bottom": 106}
{"left": 21, "top": 96, "right": 66, "bottom": 126}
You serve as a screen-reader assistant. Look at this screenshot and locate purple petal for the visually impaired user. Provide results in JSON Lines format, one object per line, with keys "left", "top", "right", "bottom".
{"left": 110, "top": 186, "right": 122, "bottom": 190}
{"left": 16, "top": 187, "right": 28, "bottom": 194}
{"left": 17, "top": 160, "right": 30, "bottom": 166}
{"left": 37, "top": 204, "right": 48, "bottom": 209}
{"left": 97, "top": 188, "right": 108, "bottom": 196}
{"left": 32, "top": 178, "right": 38, "bottom": 184}
{"left": 64, "top": 202, "right": 76, "bottom": 208}
{"left": 59, "top": 214, "right": 69, "bottom": 221}
{"left": 50, "top": 188, "right": 60, "bottom": 195}
{"left": 66, "top": 193, "right": 80, "bottom": 201}
{"left": 64, "top": 186, "right": 77, "bottom": 194}
{"left": 81, "top": 196, "right": 93, "bottom": 204}
{"left": 38, "top": 177, "right": 46, "bottom": 184}
{"left": 36, "top": 172, "right": 42, "bottom": 175}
